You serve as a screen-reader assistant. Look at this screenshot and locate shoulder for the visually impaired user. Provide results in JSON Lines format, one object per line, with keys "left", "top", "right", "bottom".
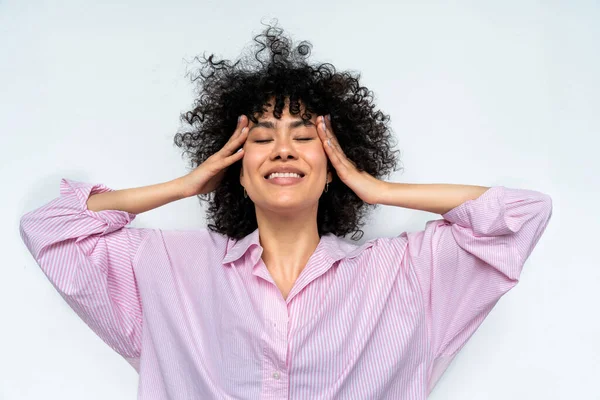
{"left": 128, "top": 227, "right": 235, "bottom": 275}
{"left": 133, "top": 227, "right": 230, "bottom": 256}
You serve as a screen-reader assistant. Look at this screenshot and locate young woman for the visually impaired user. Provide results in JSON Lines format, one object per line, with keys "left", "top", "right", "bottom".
{"left": 19, "top": 24, "right": 553, "bottom": 399}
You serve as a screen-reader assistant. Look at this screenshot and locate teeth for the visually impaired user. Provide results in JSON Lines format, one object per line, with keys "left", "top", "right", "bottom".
{"left": 267, "top": 172, "right": 302, "bottom": 179}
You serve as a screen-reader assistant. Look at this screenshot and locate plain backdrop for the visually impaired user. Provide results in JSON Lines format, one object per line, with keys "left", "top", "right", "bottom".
{"left": 2, "top": 1, "right": 598, "bottom": 399}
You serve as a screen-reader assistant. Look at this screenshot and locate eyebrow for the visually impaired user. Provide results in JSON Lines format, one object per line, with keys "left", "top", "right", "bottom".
{"left": 248, "top": 119, "right": 314, "bottom": 133}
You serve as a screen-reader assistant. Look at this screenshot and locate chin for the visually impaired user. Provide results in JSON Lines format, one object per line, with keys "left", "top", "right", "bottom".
{"left": 259, "top": 197, "right": 317, "bottom": 213}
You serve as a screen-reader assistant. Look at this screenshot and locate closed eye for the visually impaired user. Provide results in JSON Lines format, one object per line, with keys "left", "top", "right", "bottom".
{"left": 254, "top": 138, "right": 314, "bottom": 143}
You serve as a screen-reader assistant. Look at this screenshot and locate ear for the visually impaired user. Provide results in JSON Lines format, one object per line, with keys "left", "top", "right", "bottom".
{"left": 327, "top": 170, "right": 333, "bottom": 184}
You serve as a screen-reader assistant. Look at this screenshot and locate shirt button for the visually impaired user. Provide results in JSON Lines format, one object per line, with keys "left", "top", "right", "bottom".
{"left": 272, "top": 371, "right": 280, "bottom": 380}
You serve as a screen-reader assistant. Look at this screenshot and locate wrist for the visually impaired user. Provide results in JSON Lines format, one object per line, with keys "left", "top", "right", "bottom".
{"left": 375, "top": 180, "right": 392, "bottom": 205}
{"left": 170, "top": 176, "right": 192, "bottom": 200}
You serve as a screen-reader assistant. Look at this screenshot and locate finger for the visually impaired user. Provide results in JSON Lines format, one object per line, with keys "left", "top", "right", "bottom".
{"left": 317, "top": 117, "right": 348, "bottom": 172}
{"left": 320, "top": 115, "right": 331, "bottom": 135}
{"left": 237, "top": 114, "right": 247, "bottom": 130}
{"left": 316, "top": 116, "right": 328, "bottom": 141}
{"left": 222, "top": 147, "right": 245, "bottom": 166}
{"left": 222, "top": 126, "right": 248, "bottom": 154}
{"left": 320, "top": 116, "right": 340, "bottom": 149}
{"left": 229, "top": 115, "right": 248, "bottom": 140}
{"left": 214, "top": 147, "right": 245, "bottom": 171}
{"left": 318, "top": 116, "right": 351, "bottom": 167}
{"left": 324, "top": 114, "right": 332, "bottom": 131}
{"left": 317, "top": 116, "right": 334, "bottom": 145}
{"left": 317, "top": 115, "right": 336, "bottom": 150}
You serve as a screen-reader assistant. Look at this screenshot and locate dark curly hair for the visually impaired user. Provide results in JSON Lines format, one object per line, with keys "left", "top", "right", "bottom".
{"left": 173, "top": 21, "right": 402, "bottom": 241}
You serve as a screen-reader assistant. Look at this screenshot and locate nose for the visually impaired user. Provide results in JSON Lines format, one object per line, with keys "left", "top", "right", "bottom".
{"left": 269, "top": 136, "right": 298, "bottom": 160}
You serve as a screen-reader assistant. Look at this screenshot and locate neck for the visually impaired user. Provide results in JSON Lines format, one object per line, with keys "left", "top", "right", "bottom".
{"left": 255, "top": 205, "right": 321, "bottom": 283}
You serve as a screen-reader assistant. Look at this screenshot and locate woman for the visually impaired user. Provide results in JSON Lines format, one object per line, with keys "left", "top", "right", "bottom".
{"left": 19, "top": 24, "right": 553, "bottom": 399}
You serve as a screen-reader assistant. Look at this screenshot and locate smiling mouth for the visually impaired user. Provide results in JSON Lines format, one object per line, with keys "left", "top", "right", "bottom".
{"left": 264, "top": 172, "right": 305, "bottom": 180}
{"left": 263, "top": 173, "right": 305, "bottom": 186}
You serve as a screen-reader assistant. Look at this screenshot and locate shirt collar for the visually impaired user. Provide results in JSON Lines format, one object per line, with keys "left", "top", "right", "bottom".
{"left": 222, "top": 227, "right": 371, "bottom": 266}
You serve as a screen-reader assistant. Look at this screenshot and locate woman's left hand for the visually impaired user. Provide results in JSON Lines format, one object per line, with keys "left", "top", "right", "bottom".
{"left": 317, "top": 115, "right": 385, "bottom": 205}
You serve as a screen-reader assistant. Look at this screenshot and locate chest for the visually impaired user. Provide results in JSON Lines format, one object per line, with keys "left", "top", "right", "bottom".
{"left": 269, "top": 273, "right": 295, "bottom": 300}
{"left": 139, "top": 265, "right": 428, "bottom": 399}
{"left": 262, "top": 259, "right": 307, "bottom": 301}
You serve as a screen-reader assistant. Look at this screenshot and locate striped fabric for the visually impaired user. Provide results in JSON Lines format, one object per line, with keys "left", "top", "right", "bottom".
{"left": 19, "top": 178, "right": 552, "bottom": 399}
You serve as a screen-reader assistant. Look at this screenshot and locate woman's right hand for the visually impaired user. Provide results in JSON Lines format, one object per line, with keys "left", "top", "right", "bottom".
{"left": 179, "top": 115, "right": 249, "bottom": 198}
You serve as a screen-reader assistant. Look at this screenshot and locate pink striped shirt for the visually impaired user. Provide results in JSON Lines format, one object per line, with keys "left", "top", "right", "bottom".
{"left": 19, "top": 178, "right": 552, "bottom": 399}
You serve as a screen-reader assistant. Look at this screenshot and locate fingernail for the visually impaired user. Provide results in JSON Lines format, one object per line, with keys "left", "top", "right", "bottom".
{"left": 326, "top": 114, "right": 331, "bottom": 121}
{"left": 238, "top": 115, "right": 242, "bottom": 124}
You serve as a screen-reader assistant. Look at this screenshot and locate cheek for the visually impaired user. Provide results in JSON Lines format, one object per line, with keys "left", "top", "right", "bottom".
{"left": 242, "top": 149, "right": 262, "bottom": 167}
{"left": 241, "top": 149, "right": 267, "bottom": 181}
{"left": 304, "top": 147, "right": 328, "bottom": 169}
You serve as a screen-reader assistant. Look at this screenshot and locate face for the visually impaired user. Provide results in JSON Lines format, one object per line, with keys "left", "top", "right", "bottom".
{"left": 239, "top": 100, "right": 332, "bottom": 215}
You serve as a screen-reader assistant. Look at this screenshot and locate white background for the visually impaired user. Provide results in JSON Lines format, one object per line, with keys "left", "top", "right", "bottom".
{"left": 2, "top": 0, "right": 598, "bottom": 399}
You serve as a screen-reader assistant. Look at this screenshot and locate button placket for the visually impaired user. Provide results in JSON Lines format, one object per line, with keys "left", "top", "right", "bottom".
{"left": 259, "top": 285, "right": 290, "bottom": 398}
{"left": 272, "top": 302, "right": 288, "bottom": 383}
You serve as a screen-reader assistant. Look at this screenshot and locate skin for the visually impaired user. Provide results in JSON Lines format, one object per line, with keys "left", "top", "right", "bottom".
{"left": 239, "top": 100, "right": 333, "bottom": 298}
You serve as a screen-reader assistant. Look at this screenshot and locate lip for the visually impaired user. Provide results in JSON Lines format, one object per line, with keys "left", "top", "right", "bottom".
{"left": 265, "top": 176, "right": 305, "bottom": 186}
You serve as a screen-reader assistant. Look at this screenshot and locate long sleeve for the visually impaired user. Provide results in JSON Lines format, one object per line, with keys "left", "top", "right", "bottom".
{"left": 398, "top": 186, "right": 553, "bottom": 395}
{"left": 19, "top": 178, "right": 153, "bottom": 372}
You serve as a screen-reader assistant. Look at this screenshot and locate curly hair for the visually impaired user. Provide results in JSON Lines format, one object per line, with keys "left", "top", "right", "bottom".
{"left": 173, "top": 21, "right": 402, "bottom": 241}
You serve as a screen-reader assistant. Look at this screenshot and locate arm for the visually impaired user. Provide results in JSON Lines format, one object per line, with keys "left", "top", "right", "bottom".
{"left": 393, "top": 186, "right": 553, "bottom": 395}
{"left": 377, "top": 182, "right": 491, "bottom": 215}
{"left": 19, "top": 178, "right": 178, "bottom": 372}
{"left": 86, "top": 176, "right": 189, "bottom": 214}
